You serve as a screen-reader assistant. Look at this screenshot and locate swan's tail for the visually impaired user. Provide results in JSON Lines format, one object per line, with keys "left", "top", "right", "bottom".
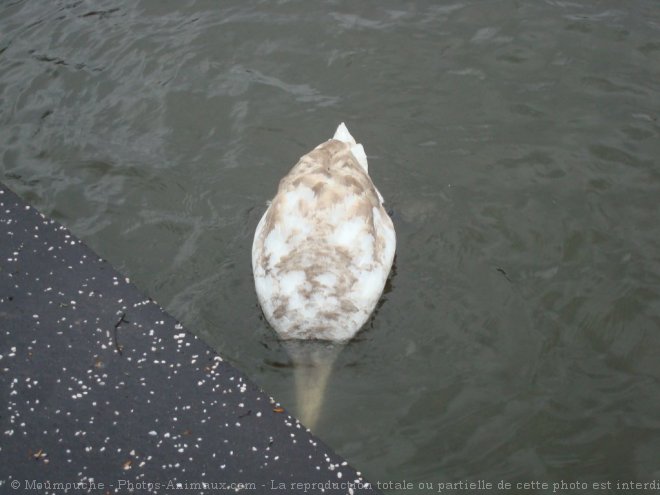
{"left": 333, "top": 122, "right": 368, "bottom": 173}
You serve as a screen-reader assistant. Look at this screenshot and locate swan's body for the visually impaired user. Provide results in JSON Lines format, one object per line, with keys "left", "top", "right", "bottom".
{"left": 252, "top": 123, "right": 396, "bottom": 341}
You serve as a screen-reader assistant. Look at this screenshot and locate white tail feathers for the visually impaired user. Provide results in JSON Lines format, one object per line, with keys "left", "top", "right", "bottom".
{"left": 350, "top": 143, "right": 368, "bottom": 173}
{"left": 333, "top": 122, "right": 355, "bottom": 143}
{"left": 333, "top": 122, "right": 368, "bottom": 173}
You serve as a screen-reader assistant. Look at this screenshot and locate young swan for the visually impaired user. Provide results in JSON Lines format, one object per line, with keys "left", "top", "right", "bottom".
{"left": 252, "top": 123, "right": 396, "bottom": 341}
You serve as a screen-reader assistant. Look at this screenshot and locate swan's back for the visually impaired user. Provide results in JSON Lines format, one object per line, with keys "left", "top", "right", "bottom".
{"left": 252, "top": 123, "right": 395, "bottom": 341}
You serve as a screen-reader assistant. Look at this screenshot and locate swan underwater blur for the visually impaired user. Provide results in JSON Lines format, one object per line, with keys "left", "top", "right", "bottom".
{"left": 252, "top": 123, "right": 396, "bottom": 427}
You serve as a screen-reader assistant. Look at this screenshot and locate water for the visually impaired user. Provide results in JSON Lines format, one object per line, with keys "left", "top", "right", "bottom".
{"left": 2, "top": 0, "right": 660, "bottom": 491}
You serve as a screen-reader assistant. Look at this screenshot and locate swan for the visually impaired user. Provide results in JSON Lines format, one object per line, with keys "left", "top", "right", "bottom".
{"left": 252, "top": 123, "right": 396, "bottom": 342}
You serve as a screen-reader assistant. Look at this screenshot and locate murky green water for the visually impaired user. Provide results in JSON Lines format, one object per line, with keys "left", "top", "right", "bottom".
{"left": 2, "top": 0, "right": 660, "bottom": 491}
